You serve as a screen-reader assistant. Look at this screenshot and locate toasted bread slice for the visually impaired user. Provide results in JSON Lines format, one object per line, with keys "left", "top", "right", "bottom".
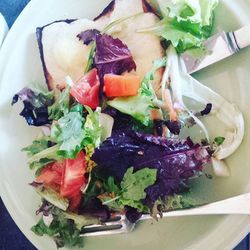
{"left": 37, "top": 0, "right": 164, "bottom": 95}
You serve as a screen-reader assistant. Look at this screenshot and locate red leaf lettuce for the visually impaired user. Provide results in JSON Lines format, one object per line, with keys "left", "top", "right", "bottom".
{"left": 92, "top": 132, "right": 210, "bottom": 204}
{"left": 94, "top": 34, "right": 136, "bottom": 81}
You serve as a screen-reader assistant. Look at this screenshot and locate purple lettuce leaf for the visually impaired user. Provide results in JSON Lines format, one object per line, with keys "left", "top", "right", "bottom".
{"left": 79, "top": 198, "right": 110, "bottom": 221}
{"left": 103, "top": 107, "right": 134, "bottom": 132}
{"left": 200, "top": 103, "right": 212, "bottom": 116}
{"left": 153, "top": 119, "right": 182, "bottom": 136}
{"left": 153, "top": 120, "right": 164, "bottom": 136}
{"left": 92, "top": 132, "right": 210, "bottom": 204}
{"left": 12, "top": 87, "right": 53, "bottom": 126}
{"left": 77, "top": 29, "right": 100, "bottom": 45}
{"left": 125, "top": 207, "right": 142, "bottom": 223}
{"left": 103, "top": 107, "right": 154, "bottom": 135}
{"left": 94, "top": 34, "right": 136, "bottom": 81}
{"left": 36, "top": 200, "right": 53, "bottom": 216}
{"left": 164, "top": 120, "right": 182, "bottom": 135}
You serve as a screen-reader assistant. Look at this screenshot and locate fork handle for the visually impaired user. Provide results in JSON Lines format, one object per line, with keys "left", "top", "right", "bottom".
{"left": 141, "top": 193, "right": 250, "bottom": 220}
{"left": 233, "top": 25, "right": 250, "bottom": 50}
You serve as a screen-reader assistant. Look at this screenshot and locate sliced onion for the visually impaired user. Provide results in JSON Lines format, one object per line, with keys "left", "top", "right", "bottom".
{"left": 41, "top": 125, "right": 51, "bottom": 136}
{"left": 99, "top": 113, "right": 114, "bottom": 142}
{"left": 81, "top": 174, "right": 92, "bottom": 194}
{"left": 163, "top": 46, "right": 244, "bottom": 160}
{"left": 211, "top": 157, "right": 231, "bottom": 177}
{"left": 42, "top": 214, "right": 53, "bottom": 227}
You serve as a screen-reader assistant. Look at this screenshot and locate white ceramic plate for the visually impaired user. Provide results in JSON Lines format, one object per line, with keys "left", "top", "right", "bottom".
{"left": 0, "top": 0, "right": 250, "bottom": 249}
{"left": 0, "top": 13, "right": 8, "bottom": 47}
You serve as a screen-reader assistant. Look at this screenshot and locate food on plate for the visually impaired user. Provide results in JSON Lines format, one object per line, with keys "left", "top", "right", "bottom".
{"left": 12, "top": 0, "right": 244, "bottom": 248}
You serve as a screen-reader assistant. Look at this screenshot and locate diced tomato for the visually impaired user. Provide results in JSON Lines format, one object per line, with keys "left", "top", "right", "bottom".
{"left": 60, "top": 151, "right": 87, "bottom": 198}
{"left": 104, "top": 74, "right": 141, "bottom": 97}
{"left": 36, "top": 162, "right": 64, "bottom": 190}
{"left": 36, "top": 152, "right": 86, "bottom": 211}
{"left": 70, "top": 68, "right": 100, "bottom": 109}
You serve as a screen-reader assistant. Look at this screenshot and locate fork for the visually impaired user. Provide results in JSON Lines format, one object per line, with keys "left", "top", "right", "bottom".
{"left": 80, "top": 193, "right": 250, "bottom": 236}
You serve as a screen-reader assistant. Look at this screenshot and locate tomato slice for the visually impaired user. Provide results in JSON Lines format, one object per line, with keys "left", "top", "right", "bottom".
{"left": 104, "top": 74, "right": 141, "bottom": 97}
{"left": 60, "top": 151, "right": 87, "bottom": 198}
{"left": 36, "top": 153, "right": 86, "bottom": 211}
{"left": 36, "top": 162, "right": 64, "bottom": 190}
{"left": 70, "top": 68, "right": 100, "bottom": 109}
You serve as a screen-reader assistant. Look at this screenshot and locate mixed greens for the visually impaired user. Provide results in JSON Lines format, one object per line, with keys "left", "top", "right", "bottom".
{"left": 143, "top": 0, "right": 218, "bottom": 53}
{"left": 12, "top": 0, "right": 244, "bottom": 248}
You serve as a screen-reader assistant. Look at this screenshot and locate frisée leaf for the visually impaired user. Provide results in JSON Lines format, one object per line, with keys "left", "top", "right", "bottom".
{"left": 51, "top": 112, "right": 85, "bottom": 159}
{"left": 22, "top": 138, "right": 51, "bottom": 156}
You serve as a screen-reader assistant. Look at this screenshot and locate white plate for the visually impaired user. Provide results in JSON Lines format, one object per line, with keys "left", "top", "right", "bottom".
{"left": 0, "top": 0, "right": 250, "bottom": 249}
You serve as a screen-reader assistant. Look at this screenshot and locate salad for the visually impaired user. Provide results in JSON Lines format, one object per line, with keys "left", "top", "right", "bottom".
{"left": 12, "top": 0, "right": 244, "bottom": 248}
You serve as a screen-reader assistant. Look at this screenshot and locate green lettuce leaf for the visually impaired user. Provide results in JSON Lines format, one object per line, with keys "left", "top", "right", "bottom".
{"left": 214, "top": 136, "right": 225, "bottom": 146}
{"left": 163, "top": 194, "right": 199, "bottom": 210}
{"left": 49, "top": 105, "right": 104, "bottom": 166}
{"left": 22, "top": 138, "right": 50, "bottom": 157}
{"left": 107, "top": 95, "right": 153, "bottom": 126}
{"left": 51, "top": 112, "right": 85, "bottom": 159}
{"left": 119, "top": 199, "right": 148, "bottom": 213}
{"left": 142, "top": 0, "right": 218, "bottom": 53}
{"left": 22, "top": 137, "right": 59, "bottom": 173}
{"left": 139, "top": 57, "right": 167, "bottom": 97}
{"left": 32, "top": 211, "right": 84, "bottom": 248}
{"left": 121, "top": 167, "right": 157, "bottom": 201}
{"left": 102, "top": 176, "right": 120, "bottom": 194}
{"left": 70, "top": 103, "right": 84, "bottom": 113}
{"left": 35, "top": 186, "right": 69, "bottom": 211}
{"left": 100, "top": 167, "right": 157, "bottom": 212}
{"left": 199, "top": 0, "right": 219, "bottom": 26}
{"left": 151, "top": 192, "right": 204, "bottom": 218}
{"left": 27, "top": 144, "right": 61, "bottom": 162}
{"left": 32, "top": 204, "right": 100, "bottom": 248}
{"left": 31, "top": 159, "right": 55, "bottom": 176}
{"left": 84, "top": 42, "right": 96, "bottom": 73}
{"left": 62, "top": 212, "right": 99, "bottom": 230}
{"left": 82, "top": 106, "right": 103, "bottom": 171}
{"left": 82, "top": 107, "right": 102, "bottom": 149}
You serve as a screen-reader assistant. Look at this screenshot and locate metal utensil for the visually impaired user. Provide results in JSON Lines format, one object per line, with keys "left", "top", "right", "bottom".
{"left": 81, "top": 192, "right": 250, "bottom": 237}
{"left": 182, "top": 25, "right": 250, "bottom": 74}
